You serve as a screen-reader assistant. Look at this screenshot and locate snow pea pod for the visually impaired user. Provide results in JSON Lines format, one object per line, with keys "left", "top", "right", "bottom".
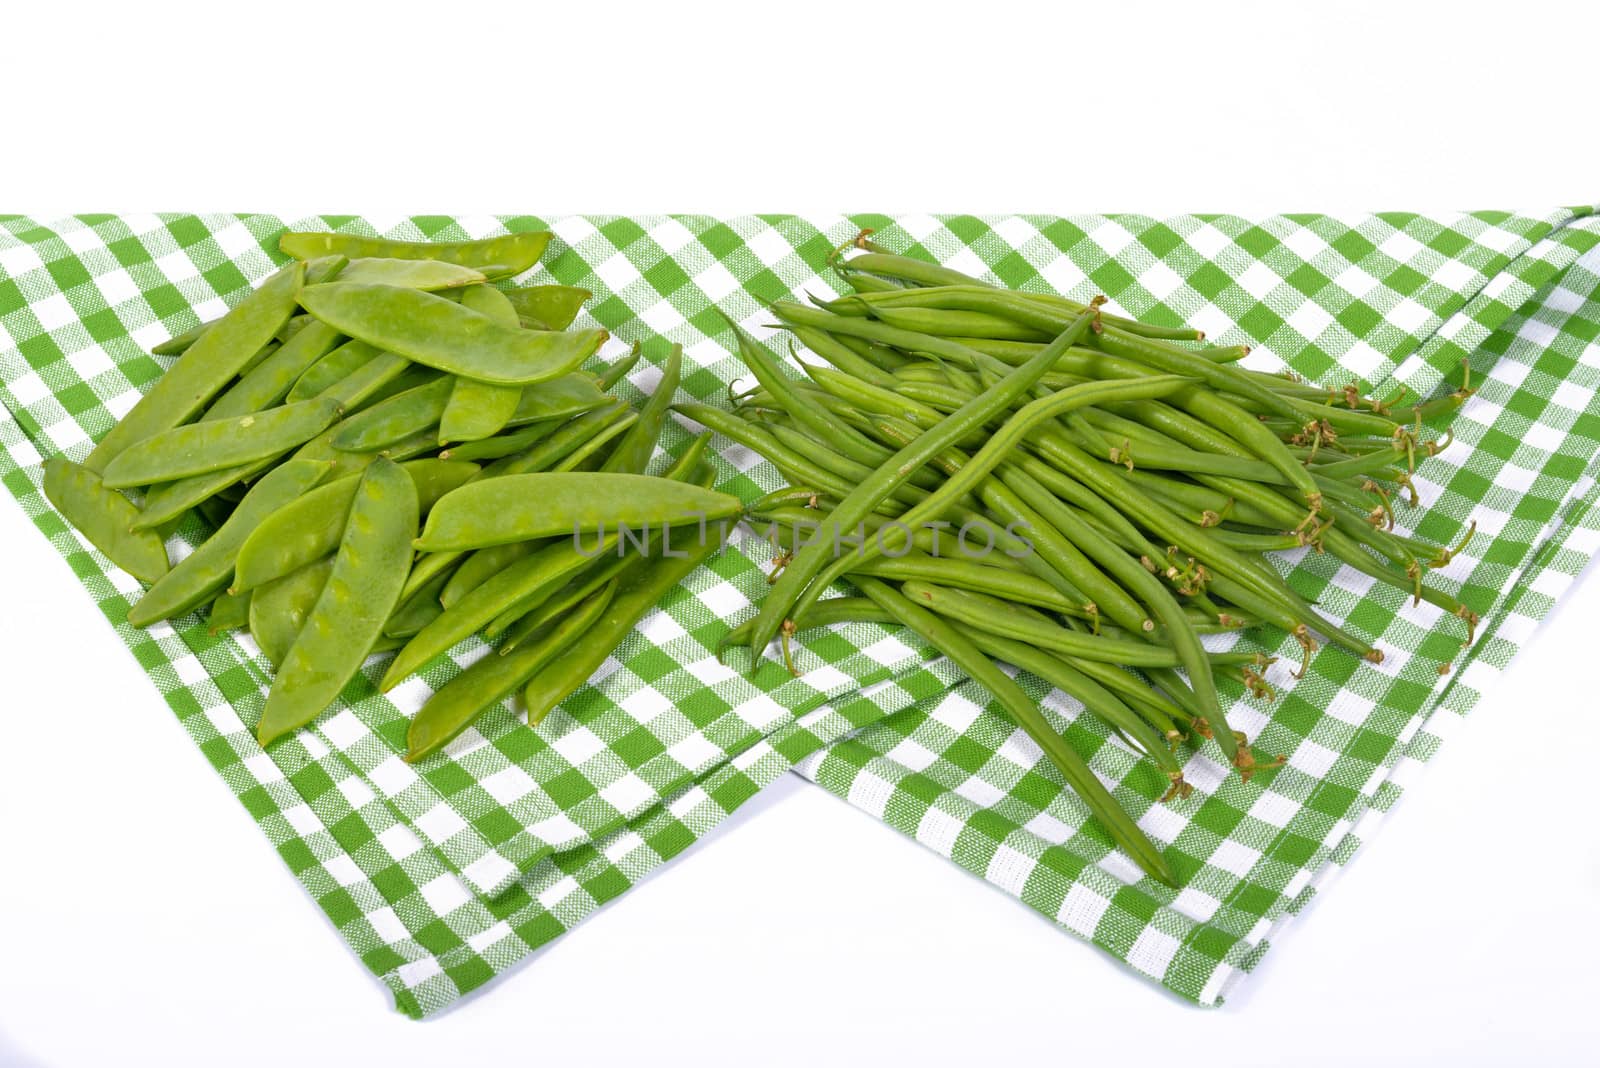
{"left": 440, "top": 540, "right": 540, "bottom": 608}
{"left": 414, "top": 473, "right": 744, "bottom": 552}
{"left": 383, "top": 565, "right": 456, "bottom": 640}
{"left": 279, "top": 230, "right": 551, "bottom": 278}
{"left": 319, "top": 350, "right": 413, "bottom": 411}
{"left": 405, "top": 580, "right": 618, "bottom": 762}
{"left": 503, "top": 374, "right": 611, "bottom": 428}
{"left": 334, "top": 258, "right": 488, "bottom": 290}
{"left": 440, "top": 285, "right": 523, "bottom": 443}
{"left": 601, "top": 344, "right": 681, "bottom": 474}
{"left": 521, "top": 533, "right": 723, "bottom": 726}
{"left": 298, "top": 282, "right": 606, "bottom": 386}
{"left": 331, "top": 376, "right": 455, "bottom": 451}
{"left": 232, "top": 459, "right": 478, "bottom": 593}
{"left": 127, "top": 459, "right": 331, "bottom": 626}
{"left": 501, "top": 284, "right": 590, "bottom": 330}
{"left": 206, "top": 319, "right": 344, "bottom": 420}
{"left": 208, "top": 589, "right": 251, "bottom": 633}
{"left": 257, "top": 457, "right": 418, "bottom": 746}
{"left": 249, "top": 557, "right": 333, "bottom": 668}
{"left": 101, "top": 397, "right": 342, "bottom": 488}
{"left": 287, "top": 340, "right": 380, "bottom": 403}
{"left": 438, "top": 420, "right": 559, "bottom": 462}
{"left": 41, "top": 455, "right": 169, "bottom": 584}
{"left": 87, "top": 260, "right": 304, "bottom": 472}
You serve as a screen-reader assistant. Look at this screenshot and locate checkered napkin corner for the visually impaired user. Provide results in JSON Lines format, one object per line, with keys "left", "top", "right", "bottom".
{"left": 796, "top": 209, "right": 1600, "bottom": 1006}
{"left": 2, "top": 207, "right": 1599, "bottom": 1017}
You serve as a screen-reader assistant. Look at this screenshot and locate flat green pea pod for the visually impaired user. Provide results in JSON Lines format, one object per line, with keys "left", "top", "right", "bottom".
{"left": 502, "top": 373, "right": 610, "bottom": 428}
{"left": 208, "top": 588, "right": 251, "bottom": 633}
{"left": 41, "top": 455, "right": 170, "bottom": 584}
{"left": 151, "top": 319, "right": 214, "bottom": 357}
{"left": 405, "top": 580, "right": 617, "bottom": 762}
{"left": 127, "top": 459, "right": 331, "bottom": 626}
{"left": 440, "top": 540, "right": 539, "bottom": 608}
{"left": 331, "top": 376, "right": 455, "bottom": 451}
{"left": 440, "top": 286, "right": 523, "bottom": 443}
{"left": 601, "top": 344, "right": 681, "bottom": 474}
{"left": 249, "top": 557, "right": 333, "bottom": 667}
{"left": 438, "top": 420, "right": 559, "bottom": 463}
{"left": 383, "top": 566, "right": 455, "bottom": 640}
{"left": 298, "top": 283, "right": 606, "bottom": 386}
{"left": 287, "top": 340, "right": 379, "bottom": 403}
{"left": 523, "top": 534, "right": 722, "bottom": 726}
{"left": 414, "top": 473, "right": 745, "bottom": 552}
{"left": 334, "top": 258, "right": 489, "bottom": 291}
{"left": 501, "top": 284, "right": 590, "bottom": 330}
{"left": 257, "top": 457, "right": 418, "bottom": 746}
{"left": 207, "top": 319, "right": 345, "bottom": 420}
{"left": 87, "top": 261, "right": 305, "bottom": 472}
{"left": 279, "top": 230, "right": 551, "bottom": 279}
{"left": 232, "top": 459, "right": 479, "bottom": 593}
{"left": 101, "top": 397, "right": 342, "bottom": 489}
{"left": 319, "top": 350, "right": 413, "bottom": 411}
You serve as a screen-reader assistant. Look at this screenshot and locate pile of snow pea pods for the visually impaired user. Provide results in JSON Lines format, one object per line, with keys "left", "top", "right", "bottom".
{"left": 693, "top": 234, "right": 1481, "bottom": 886}
{"left": 44, "top": 230, "right": 741, "bottom": 761}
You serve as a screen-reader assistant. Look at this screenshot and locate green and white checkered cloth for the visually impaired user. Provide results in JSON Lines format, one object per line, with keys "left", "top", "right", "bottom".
{"left": 2, "top": 208, "right": 1597, "bottom": 1015}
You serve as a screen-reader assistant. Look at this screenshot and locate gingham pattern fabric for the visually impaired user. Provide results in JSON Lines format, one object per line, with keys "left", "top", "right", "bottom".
{"left": 1, "top": 209, "right": 1596, "bottom": 1015}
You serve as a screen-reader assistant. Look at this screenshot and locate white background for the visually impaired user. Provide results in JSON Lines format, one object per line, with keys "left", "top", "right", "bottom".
{"left": 3, "top": 2, "right": 1598, "bottom": 1064}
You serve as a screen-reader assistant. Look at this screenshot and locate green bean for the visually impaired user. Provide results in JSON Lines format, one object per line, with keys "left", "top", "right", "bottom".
{"left": 603, "top": 344, "right": 682, "bottom": 473}
{"left": 854, "top": 576, "right": 1176, "bottom": 886}
{"left": 958, "top": 625, "right": 1185, "bottom": 782}
{"left": 869, "top": 304, "right": 1051, "bottom": 342}
{"left": 331, "top": 377, "right": 455, "bottom": 451}
{"left": 441, "top": 285, "right": 525, "bottom": 442}
{"left": 232, "top": 459, "right": 478, "bottom": 592}
{"left": 406, "top": 580, "right": 618, "bottom": 762}
{"left": 334, "top": 258, "right": 489, "bottom": 290}
{"left": 257, "top": 458, "right": 418, "bottom": 746}
{"left": 502, "top": 284, "right": 591, "bottom": 330}
{"left": 87, "top": 261, "right": 304, "bottom": 472}
{"left": 299, "top": 283, "right": 606, "bottom": 386}
{"left": 128, "top": 459, "right": 331, "bottom": 626}
{"left": 41, "top": 456, "right": 170, "bottom": 584}
{"left": 522, "top": 534, "right": 724, "bottom": 726}
{"left": 777, "top": 373, "right": 1194, "bottom": 659}
{"left": 250, "top": 557, "right": 334, "bottom": 667}
{"left": 206, "top": 319, "right": 344, "bottom": 420}
{"left": 208, "top": 588, "right": 251, "bottom": 633}
{"left": 480, "top": 402, "right": 630, "bottom": 479}
{"left": 287, "top": 340, "right": 381, "bottom": 403}
{"left": 747, "top": 311, "right": 1100, "bottom": 658}
{"left": 279, "top": 230, "right": 551, "bottom": 277}
{"left": 788, "top": 325, "right": 900, "bottom": 388}
{"left": 414, "top": 473, "right": 743, "bottom": 552}
{"left": 100, "top": 397, "right": 342, "bottom": 488}
{"left": 837, "top": 251, "right": 985, "bottom": 289}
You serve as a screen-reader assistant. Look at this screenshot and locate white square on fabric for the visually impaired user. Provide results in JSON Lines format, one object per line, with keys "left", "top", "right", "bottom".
{"left": 1282, "top": 225, "right": 1330, "bottom": 263}
{"left": 1378, "top": 231, "right": 1425, "bottom": 264}
{"left": 1056, "top": 882, "right": 1112, "bottom": 938}
{"left": 916, "top": 805, "right": 965, "bottom": 856}
{"left": 324, "top": 855, "right": 364, "bottom": 889}
{"left": 1209, "top": 839, "right": 1262, "bottom": 878}
{"left": 1431, "top": 258, "right": 1478, "bottom": 290}
{"left": 281, "top": 804, "right": 321, "bottom": 837}
{"left": 1235, "top": 262, "right": 1282, "bottom": 301}
{"left": 1287, "top": 300, "right": 1335, "bottom": 340}
{"left": 844, "top": 768, "right": 894, "bottom": 820}
{"left": 1387, "top": 298, "right": 1434, "bottom": 335}
{"left": 413, "top": 803, "right": 468, "bottom": 843}
{"left": 550, "top": 727, "right": 607, "bottom": 768}
{"left": 368, "top": 906, "right": 409, "bottom": 945}
{"left": 376, "top": 823, "right": 425, "bottom": 862}
{"left": 418, "top": 874, "right": 472, "bottom": 917}
{"left": 1127, "top": 927, "right": 1181, "bottom": 979}
{"left": 462, "top": 853, "right": 518, "bottom": 893}
{"left": 592, "top": 252, "right": 640, "bottom": 294}
{"left": 1290, "top": 739, "right": 1341, "bottom": 779}
{"left": 985, "top": 844, "right": 1036, "bottom": 896}
{"left": 667, "top": 733, "right": 721, "bottom": 772}
{"left": 693, "top": 261, "right": 741, "bottom": 303}
{"left": 479, "top": 765, "right": 538, "bottom": 805}
{"left": 599, "top": 774, "right": 656, "bottom": 815}
{"left": 319, "top": 710, "right": 368, "bottom": 750}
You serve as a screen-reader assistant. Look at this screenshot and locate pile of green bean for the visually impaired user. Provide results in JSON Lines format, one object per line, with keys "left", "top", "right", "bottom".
{"left": 692, "top": 234, "right": 1480, "bottom": 886}
{"left": 44, "top": 231, "right": 740, "bottom": 760}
